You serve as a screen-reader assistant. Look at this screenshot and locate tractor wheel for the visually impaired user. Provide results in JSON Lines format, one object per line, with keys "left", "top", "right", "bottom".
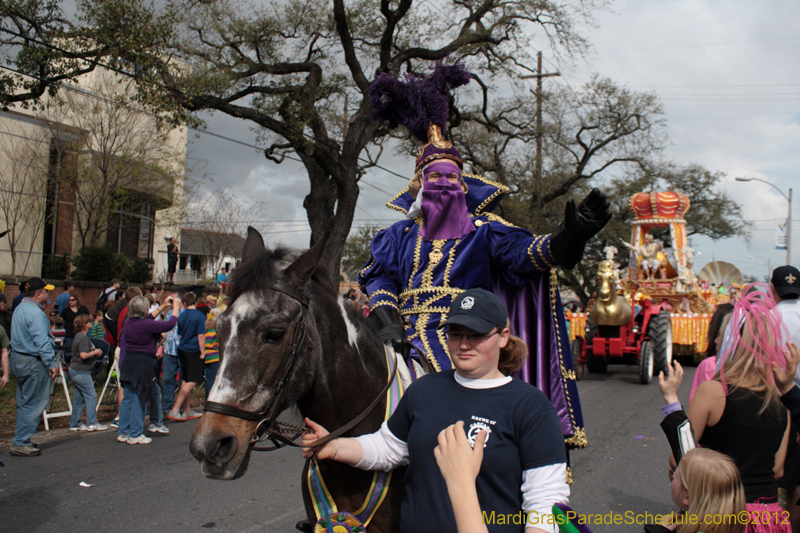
{"left": 570, "top": 338, "right": 584, "bottom": 381}
{"left": 648, "top": 310, "right": 673, "bottom": 375}
{"left": 638, "top": 340, "right": 654, "bottom": 384}
{"left": 586, "top": 354, "right": 609, "bottom": 374}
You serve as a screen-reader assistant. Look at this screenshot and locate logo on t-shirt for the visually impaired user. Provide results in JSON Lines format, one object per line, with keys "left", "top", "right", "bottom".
{"left": 468, "top": 415, "right": 496, "bottom": 448}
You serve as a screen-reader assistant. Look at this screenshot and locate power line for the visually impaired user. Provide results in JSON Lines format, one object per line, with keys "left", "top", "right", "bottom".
{"left": 0, "top": 28, "right": 411, "bottom": 183}
{"left": 660, "top": 97, "right": 800, "bottom": 102}
{"left": 596, "top": 36, "right": 800, "bottom": 53}
{"left": 657, "top": 92, "right": 800, "bottom": 97}
{"left": 628, "top": 84, "right": 800, "bottom": 88}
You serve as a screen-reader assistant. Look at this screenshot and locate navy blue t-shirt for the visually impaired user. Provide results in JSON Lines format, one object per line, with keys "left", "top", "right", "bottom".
{"left": 387, "top": 370, "right": 566, "bottom": 533}
{"left": 177, "top": 308, "right": 206, "bottom": 351}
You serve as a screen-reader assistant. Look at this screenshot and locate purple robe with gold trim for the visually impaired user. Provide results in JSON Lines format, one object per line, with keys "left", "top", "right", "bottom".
{"left": 359, "top": 174, "right": 586, "bottom": 450}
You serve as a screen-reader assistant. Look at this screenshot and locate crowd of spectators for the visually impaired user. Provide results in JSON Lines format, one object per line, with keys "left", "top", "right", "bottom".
{"left": 0, "top": 276, "right": 226, "bottom": 451}
{"left": 3, "top": 263, "right": 800, "bottom": 533}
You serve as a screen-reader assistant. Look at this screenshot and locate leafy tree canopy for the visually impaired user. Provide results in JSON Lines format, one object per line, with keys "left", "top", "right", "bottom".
{"left": 0, "top": 0, "right": 606, "bottom": 284}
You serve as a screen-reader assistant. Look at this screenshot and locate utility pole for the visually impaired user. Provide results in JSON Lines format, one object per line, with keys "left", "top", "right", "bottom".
{"left": 520, "top": 51, "right": 560, "bottom": 182}
{"left": 787, "top": 187, "right": 793, "bottom": 265}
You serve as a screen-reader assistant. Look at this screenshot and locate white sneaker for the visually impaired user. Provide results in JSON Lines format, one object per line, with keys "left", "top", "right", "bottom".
{"left": 87, "top": 424, "right": 109, "bottom": 431}
{"left": 70, "top": 424, "right": 89, "bottom": 432}
{"left": 126, "top": 435, "right": 153, "bottom": 445}
{"left": 117, "top": 434, "right": 129, "bottom": 443}
{"left": 147, "top": 424, "right": 170, "bottom": 434}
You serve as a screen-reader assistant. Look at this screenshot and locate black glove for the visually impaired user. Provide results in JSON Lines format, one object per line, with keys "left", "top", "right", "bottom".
{"left": 551, "top": 188, "right": 612, "bottom": 269}
{"left": 370, "top": 306, "right": 410, "bottom": 360}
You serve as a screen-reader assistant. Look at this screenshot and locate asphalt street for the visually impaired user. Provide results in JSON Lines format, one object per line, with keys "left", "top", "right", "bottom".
{"left": 0, "top": 363, "right": 693, "bottom": 533}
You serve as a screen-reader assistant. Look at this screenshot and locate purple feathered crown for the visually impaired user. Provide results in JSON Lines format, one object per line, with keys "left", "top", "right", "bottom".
{"left": 369, "top": 62, "right": 472, "bottom": 172}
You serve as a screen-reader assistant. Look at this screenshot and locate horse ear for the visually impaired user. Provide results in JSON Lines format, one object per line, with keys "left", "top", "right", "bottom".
{"left": 284, "top": 231, "right": 330, "bottom": 290}
{"left": 241, "top": 226, "right": 268, "bottom": 265}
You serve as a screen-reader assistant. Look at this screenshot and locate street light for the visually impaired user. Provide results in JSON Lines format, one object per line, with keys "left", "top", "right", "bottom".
{"left": 748, "top": 255, "right": 771, "bottom": 282}
{"left": 735, "top": 177, "right": 793, "bottom": 265}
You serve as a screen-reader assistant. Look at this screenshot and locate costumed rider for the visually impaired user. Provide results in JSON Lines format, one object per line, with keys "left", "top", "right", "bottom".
{"left": 622, "top": 234, "right": 662, "bottom": 279}
{"left": 359, "top": 62, "right": 612, "bottom": 454}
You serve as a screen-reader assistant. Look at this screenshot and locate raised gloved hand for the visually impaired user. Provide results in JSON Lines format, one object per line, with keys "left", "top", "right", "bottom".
{"left": 551, "top": 188, "right": 612, "bottom": 269}
{"left": 370, "top": 306, "right": 411, "bottom": 360}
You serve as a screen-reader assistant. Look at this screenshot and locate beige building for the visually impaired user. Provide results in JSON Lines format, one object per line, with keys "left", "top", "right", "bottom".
{"left": 0, "top": 67, "right": 187, "bottom": 279}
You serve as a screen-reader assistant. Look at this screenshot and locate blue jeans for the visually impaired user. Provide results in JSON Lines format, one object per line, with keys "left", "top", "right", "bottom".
{"left": 69, "top": 368, "right": 98, "bottom": 427}
{"left": 146, "top": 380, "right": 163, "bottom": 426}
{"left": 205, "top": 362, "right": 219, "bottom": 399}
{"left": 10, "top": 354, "right": 51, "bottom": 447}
{"left": 162, "top": 353, "right": 182, "bottom": 412}
{"left": 119, "top": 382, "right": 144, "bottom": 438}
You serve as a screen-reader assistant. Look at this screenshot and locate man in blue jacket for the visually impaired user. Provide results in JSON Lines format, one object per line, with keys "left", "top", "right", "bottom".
{"left": 10, "top": 277, "right": 57, "bottom": 456}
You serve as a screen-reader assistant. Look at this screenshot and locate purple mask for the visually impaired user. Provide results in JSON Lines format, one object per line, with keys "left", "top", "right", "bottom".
{"left": 419, "top": 165, "right": 475, "bottom": 241}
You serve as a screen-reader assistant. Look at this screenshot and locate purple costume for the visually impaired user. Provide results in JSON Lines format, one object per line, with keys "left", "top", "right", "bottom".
{"left": 359, "top": 174, "right": 586, "bottom": 450}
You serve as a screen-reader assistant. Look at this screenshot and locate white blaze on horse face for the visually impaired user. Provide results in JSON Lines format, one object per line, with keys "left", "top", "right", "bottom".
{"left": 338, "top": 297, "right": 359, "bottom": 350}
{"left": 208, "top": 293, "right": 265, "bottom": 405}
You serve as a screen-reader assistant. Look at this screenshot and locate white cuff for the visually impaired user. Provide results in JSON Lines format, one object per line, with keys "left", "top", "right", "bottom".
{"left": 521, "top": 463, "right": 570, "bottom": 533}
{"left": 353, "top": 421, "right": 409, "bottom": 471}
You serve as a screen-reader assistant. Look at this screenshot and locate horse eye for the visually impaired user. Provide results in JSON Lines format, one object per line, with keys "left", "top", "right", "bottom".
{"left": 261, "top": 330, "right": 286, "bottom": 344}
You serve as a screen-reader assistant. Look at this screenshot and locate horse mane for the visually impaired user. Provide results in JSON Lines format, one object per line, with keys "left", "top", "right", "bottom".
{"left": 227, "top": 246, "right": 338, "bottom": 304}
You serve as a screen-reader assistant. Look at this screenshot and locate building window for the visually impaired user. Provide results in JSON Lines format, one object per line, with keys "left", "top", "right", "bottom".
{"left": 107, "top": 202, "right": 155, "bottom": 259}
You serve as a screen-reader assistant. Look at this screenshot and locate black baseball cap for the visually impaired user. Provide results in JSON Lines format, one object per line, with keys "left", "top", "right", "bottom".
{"left": 440, "top": 288, "right": 507, "bottom": 333}
{"left": 27, "top": 277, "right": 54, "bottom": 292}
{"left": 772, "top": 266, "right": 800, "bottom": 298}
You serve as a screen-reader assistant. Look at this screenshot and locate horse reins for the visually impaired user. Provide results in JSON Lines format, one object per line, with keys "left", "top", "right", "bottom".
{"left": 203, "top": 281, "right": 399, "bottom": 452}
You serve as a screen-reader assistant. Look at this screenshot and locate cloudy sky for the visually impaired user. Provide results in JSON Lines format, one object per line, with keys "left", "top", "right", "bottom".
{"left": 186, "top": 0, "right": 800, "bottom": 282}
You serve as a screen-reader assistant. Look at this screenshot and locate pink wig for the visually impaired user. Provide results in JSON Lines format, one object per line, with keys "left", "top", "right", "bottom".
{"left": 717, "top": 282, "right": 789, "bottom": 391}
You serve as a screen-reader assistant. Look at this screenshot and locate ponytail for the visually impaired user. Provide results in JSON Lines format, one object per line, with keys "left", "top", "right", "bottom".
{"left": 498, "top": 321, "right": 527, "bottom": 376}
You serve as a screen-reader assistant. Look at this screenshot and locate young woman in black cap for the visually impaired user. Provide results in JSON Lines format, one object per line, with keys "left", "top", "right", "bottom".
{"left": 302, "top": 288, "right": 569, "bottom": 533}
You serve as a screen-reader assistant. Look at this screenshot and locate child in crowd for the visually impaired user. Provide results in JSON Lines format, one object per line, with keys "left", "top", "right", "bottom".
{"left": 204, "top": 308, "right": 221, "bottom": 398}
{"left": 90, "top": 310, "right": 105, "bottom": 340}
{"left": 658, "top": 448, "right": 746, "bottom": 533}
{"left": 52, "top": 317, "right": 66, "bottom": 347}
{"left": 658, "top": 359, "right": 771, "bottom": 533}
{"left": 69, "top": 314, "right": 108, "bottom": 432}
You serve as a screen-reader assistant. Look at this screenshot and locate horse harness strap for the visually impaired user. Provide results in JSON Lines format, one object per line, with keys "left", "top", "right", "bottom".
{"left": 202, "top": 282, "right": 399, "bottom": 453}
{"left": 263, "top": 354, "right": 399, "bottom": 451}
{"left": 203, "top": 281, "right": 310, "bottom": 447}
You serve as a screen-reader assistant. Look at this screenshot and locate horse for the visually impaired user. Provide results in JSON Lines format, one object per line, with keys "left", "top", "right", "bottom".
{"left": 190, "top": 227, "right": 405, "bottom": 532}
{"left": 590, "top": 260, "right": 632, "bottom": 326}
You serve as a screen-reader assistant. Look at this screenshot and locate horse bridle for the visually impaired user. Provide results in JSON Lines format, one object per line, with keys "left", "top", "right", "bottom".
{"left": 203, "top": 281, "right": 313, "bottom": 451}
{"left": 203, "top": 281, "right": 399, "bottom": 452}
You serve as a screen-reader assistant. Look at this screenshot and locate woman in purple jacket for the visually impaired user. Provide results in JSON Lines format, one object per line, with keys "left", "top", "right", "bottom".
{"left": 118, "top": 295, "right": 180, "bottom": 445}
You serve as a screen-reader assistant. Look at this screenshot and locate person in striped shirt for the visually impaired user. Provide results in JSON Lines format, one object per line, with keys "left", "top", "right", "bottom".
{"left": 204, "top": 308, "right": 221, "bottom": 399}
{"left": 89, "top": 310, "right": 105, "bottom": 340}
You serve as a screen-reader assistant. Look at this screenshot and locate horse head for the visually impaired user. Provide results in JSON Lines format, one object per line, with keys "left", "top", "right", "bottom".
{"left": 596, "top": 260, "right": 615, "bottom": 302}
{"left": 190, "top": 227, "right": 329, "bottom": 479}
{"left": 591, "top": 260, "right": 632, "bottom": 327}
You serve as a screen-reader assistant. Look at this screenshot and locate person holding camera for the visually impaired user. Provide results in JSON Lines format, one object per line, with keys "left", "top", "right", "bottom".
{"left": 117, "top": 294, "right": 180, "bottom": 444}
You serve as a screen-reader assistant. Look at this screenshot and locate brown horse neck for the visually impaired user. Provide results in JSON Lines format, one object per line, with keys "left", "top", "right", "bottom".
{"left": 297, "top": 310, "right": 390, "bottom": 437}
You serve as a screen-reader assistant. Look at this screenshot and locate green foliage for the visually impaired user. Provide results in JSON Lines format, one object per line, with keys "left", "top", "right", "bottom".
{"left": 41, "top": 253, "right": 71, "bottom": 280}
{"left": 124, "top": 257, "right": 154, "bottom": 284}
{"left": 0, "top": 0, "right": 605, "bottom": 285}
{"left": 341, "top": 225, "right": 382, "bottom": 278}
{"left": 71, "top": 246, "right": 130, "bottom": 282}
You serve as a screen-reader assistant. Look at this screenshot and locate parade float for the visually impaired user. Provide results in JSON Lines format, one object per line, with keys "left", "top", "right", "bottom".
{"left": 569, "top": 191, "right": 717, "bottom": 384}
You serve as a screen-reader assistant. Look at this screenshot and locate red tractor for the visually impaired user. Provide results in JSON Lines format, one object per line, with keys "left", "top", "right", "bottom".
{"left": 572, "top": 297, "right": 672, "bottom": 384}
